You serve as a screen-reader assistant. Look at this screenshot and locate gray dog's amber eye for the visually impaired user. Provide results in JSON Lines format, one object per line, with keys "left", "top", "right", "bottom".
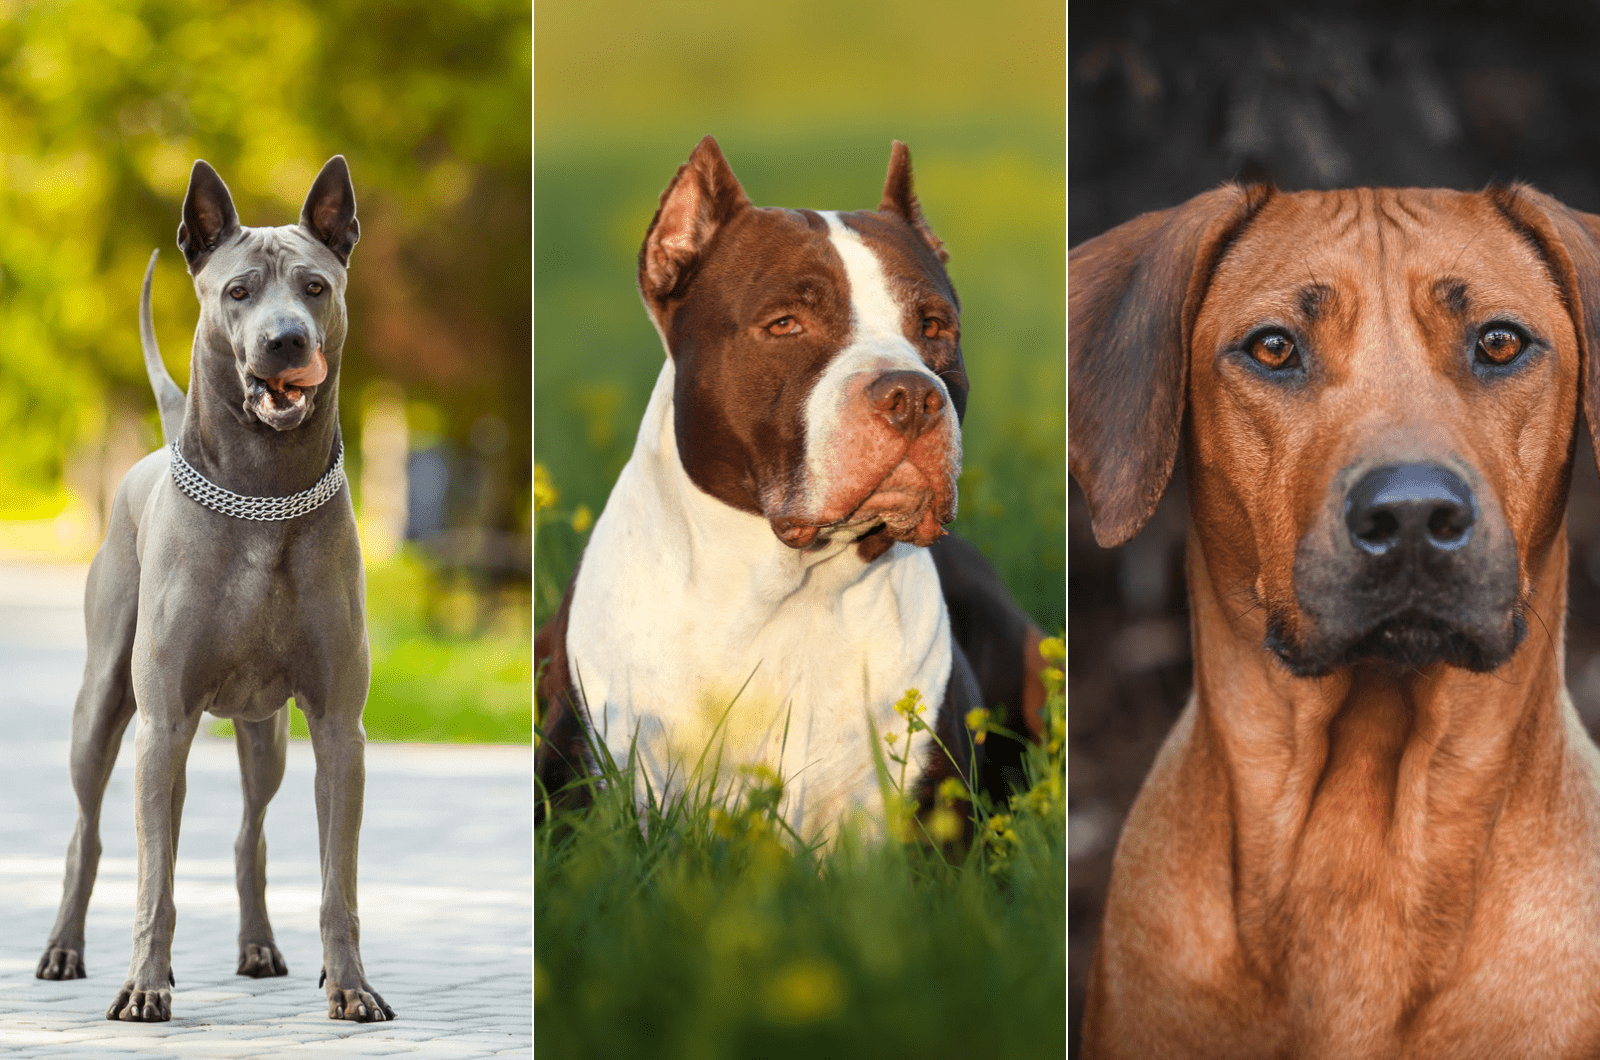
{"left": 229, "top": 286, "right": 248, "bottom": 300}
{"left": 1477, "top": 326, "right": 1526, "bottom": 366}
{"left": 307, "top": 281, "right": 324, "bottom": 296}
{"left": 1251, "top": 331, "right": 1298, "bottom": 370}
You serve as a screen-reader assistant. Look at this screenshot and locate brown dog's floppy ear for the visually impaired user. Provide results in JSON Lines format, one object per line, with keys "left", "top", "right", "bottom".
{"left": 1069, "top": 185, "right": 1267, "bottom": 547}
{"left": 1489, "top": 185, "right": 1600, "bottom": 466}
{"left": 638, "top": 137, "right": 751, "bottom": 322}
{"left": 879, "top": 141, "right": 948, "bottom": 264}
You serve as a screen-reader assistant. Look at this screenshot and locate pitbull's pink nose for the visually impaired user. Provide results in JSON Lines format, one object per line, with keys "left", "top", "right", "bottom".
{"left": 867, "top": 371, "right": 943, "bottom": 439}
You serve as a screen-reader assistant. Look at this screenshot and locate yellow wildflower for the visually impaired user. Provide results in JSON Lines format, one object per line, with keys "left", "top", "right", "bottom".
{"left": 533, "top": 463, "right": 558, "bottom": 513}
{"left": 571, "top": 503, "right": 593, "bottom": 533}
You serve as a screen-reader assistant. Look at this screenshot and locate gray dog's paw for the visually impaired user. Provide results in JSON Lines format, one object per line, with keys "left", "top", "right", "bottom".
{"left": 36, "top": 944, "right": 86, "bottom": 980}
{"left": 237, "top": 942, "right": 288, "bottom": 978}
{"left": 106, "top": 982, "right": 172, "bottom": 1022}
{"left": 320, "top": 967, "right": 397, "bottom": 1022}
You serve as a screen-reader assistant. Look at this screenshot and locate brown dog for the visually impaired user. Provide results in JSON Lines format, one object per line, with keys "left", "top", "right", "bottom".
{"left": 1071, "top": 185, "right": 1600, "bottom": 1058}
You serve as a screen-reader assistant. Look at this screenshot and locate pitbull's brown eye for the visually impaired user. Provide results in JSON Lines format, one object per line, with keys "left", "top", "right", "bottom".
{"left": 306, "top": 281, "right": 324, "bottom": 296}
{"left": 766, "top": 316, "right": 801, "bottom": 336}
{"left": 1250, "top": 331, "right": 1298, "bottom": 370}
{"left": 229, "top": 286, "right": 248, "bottom": 301}
{"left": 921, "top": 316, "right": 942, "bottom": 339}
{"left": 1477, "top": 325, "right": 1526, "bottom": 366}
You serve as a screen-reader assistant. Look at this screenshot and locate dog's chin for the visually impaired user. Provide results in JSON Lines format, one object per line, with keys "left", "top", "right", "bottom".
{"left": 768, "top": 462, "right": 957, "bottom": 551}
{"left": 245, "top": 377, "right": 317, "bottom": 432}
{"left": 1265, "top": 610, "right": 1526, "bottom": 678}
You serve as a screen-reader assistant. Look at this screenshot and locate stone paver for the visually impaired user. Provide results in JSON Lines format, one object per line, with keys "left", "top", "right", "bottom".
{"left": 0, "top": 563, "right": 532, "bottom": 1059}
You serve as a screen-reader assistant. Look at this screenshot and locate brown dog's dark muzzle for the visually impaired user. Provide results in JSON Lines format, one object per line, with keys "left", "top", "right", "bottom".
{"left": 1275, "top": 461, "right": 1524, "bottom": 676}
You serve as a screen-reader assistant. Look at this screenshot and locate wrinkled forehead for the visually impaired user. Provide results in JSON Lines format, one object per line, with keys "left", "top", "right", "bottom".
{"left": 702, "top": 206, "right": 956, "bottom": 310}
{"left": 834, "top": 209, "right": 959, "bottom": 305}
{"left": 201, "top": 224, "right": 341, "bottom": 282}
{"left": 1201, "top": 188, "right": 1565, "bottom": 327}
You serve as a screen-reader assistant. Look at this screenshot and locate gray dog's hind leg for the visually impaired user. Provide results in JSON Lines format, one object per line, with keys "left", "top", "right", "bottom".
{"left": 234, "top": 708, "right": 290, "bottom": 977}
{"left": 37, "top": 540, "right": 140, "bottom": 981}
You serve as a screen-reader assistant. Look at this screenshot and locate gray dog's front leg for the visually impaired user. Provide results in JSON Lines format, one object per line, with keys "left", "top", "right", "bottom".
{"left": 234, "top": 708, "right": 290, "bottom": 977}
{"left": 107, "top": 706, "right": 200, "bottom": 1022}
{"left": 307, "top": 708, "right": 396, "bottom": 1021}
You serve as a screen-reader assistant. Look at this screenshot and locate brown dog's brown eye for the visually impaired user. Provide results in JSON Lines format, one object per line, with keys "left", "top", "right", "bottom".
{"left": 229, "top": 286, "right": 248, "bottom": 301}
{"left": 766, "top": 316, "right": 801, "bottom": 336}
{"left": 922, "top": 317, "right": 942, "bottom": 339}
{"left": 307, "top": 281, "right": 324, "bottom": 296}
{"left": 1250, "top": 332, "right": 1298, "bottom": 370}
{"left": 1477, "top": 326, "right": 1526, "bottom": 365}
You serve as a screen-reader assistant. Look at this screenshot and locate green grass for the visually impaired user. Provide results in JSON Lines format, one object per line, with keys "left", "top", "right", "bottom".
{"left": 535, "top": 643, "right": 1067, "bottom": 1057}
{"left": 210, "top": 550, "right": 532, "bottom": 743}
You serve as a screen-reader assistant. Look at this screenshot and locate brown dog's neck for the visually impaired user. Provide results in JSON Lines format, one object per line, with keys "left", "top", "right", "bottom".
{"left": 1185, "top": 534, "right": 1571, "bottom": 995}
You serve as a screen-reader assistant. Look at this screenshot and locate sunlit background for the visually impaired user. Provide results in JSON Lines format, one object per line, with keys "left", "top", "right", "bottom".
{"left": 534, "top": 0, "right": 1066, "bottom": 635}
{"left": 0, "top": 0, "right": 531, "bottom": 741}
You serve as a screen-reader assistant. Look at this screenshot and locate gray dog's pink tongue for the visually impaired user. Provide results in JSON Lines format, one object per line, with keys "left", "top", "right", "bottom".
{"left": 267, "top": 347, "right": 327, "bottom": 392}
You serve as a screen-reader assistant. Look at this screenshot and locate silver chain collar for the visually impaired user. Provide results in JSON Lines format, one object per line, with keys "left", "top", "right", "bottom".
{"left": 169, "top": 438, "right": 346, "bottom": 521}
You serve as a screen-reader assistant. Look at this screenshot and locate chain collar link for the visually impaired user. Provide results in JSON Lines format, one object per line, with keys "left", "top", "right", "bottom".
{"left": 169, "top": 438, "right": 346, "bottom": 521}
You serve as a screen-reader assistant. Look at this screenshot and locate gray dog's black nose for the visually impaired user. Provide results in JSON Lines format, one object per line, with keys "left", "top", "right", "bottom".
{"left": 265, "top": 327, "right": 309, "bottom": 353}
{"left": 1345, "top": 463, "right": 1476, "bottom": 556}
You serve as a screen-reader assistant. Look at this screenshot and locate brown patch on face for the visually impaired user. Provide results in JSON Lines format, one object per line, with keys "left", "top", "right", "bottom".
{"left": 1185, "top": 188, "right": 1580, "bottom": 673}
{"left": 660, "top": 205, "right": 853, "bottom": 518}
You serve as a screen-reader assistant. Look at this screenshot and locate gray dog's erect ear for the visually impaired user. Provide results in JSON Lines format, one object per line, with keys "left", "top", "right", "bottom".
{"left": 177, "top": 160, "right": 240, "bottom": 273}
{"left": 1492, "top": 185, "right": 1600, "bottom": 472}
{"left": 1069, "top": 184, "right": 1269, "bottom": 547}
{"left": 300, "top": 155, "right": 360, "bottom": 265}
{"left": 638, "top": 137, "right": 751, "bottom": 316}
{"left": 879, "top": 141, "right": 947, "bottom": 264}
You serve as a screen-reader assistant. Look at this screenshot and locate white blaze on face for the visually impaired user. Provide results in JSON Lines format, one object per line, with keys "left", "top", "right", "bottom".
{"left": 800, "top": 212, "right": 954, "bottom": 525}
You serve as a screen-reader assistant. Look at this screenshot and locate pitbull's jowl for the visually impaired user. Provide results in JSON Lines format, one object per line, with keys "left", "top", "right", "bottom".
{"left": 36, "top": 157, "right": 394, "bottom": 1024}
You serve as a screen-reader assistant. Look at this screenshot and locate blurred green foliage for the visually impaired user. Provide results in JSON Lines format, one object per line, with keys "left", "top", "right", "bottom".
{"left": 0, "top": 0, "right": 530, "bottom": 520}
{"left": 534, "top": 0, "right": 1065, "bottom": 627}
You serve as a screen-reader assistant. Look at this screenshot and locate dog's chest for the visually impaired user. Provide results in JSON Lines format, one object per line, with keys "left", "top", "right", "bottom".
{"left": 133, "top": 481, "right": 366, "bottom": 716}
{"left": 564, "top": 377, "right": 951, "bottom": 839}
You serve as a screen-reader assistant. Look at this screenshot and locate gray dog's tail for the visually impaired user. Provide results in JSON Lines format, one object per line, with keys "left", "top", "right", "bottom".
{"left": 141, "top": 249, "right": 185, "bottom": 444}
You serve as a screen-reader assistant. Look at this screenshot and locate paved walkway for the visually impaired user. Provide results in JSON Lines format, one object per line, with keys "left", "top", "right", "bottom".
{"left": 0, "top": 564, "right": 532, "bottom": 1058}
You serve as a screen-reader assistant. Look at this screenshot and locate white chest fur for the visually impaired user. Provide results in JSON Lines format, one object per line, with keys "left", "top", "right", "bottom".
{"left": 565, "top": 362, "right": 950, "bottom": 842}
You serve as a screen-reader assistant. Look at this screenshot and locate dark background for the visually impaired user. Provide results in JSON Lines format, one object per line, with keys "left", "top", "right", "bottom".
{"left": 1069, "top": 0, "right": 1600, "bottom": 1045}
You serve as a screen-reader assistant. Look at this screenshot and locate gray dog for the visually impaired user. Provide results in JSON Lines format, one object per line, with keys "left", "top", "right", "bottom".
{"left": 34, "top": 156, "right": 394, "bottom": 1023}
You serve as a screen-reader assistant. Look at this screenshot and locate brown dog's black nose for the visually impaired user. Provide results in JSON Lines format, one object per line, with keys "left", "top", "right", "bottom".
{"left": 1345, "top": 463, "right": 1476, "bottom": 556}
{"left": 866, "top": 371, "right": 943, "bottom": 439}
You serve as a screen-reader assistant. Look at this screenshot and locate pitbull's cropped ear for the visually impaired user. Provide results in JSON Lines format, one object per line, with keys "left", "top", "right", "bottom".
{"left": 1069, "top": 184, "right": 1269, "bottom": 547}
{"left": 639, "top": 136, "right": 751, "bottom": 315}
{"left": 300, "top": 155, "right": 360, "bottom": 265}
{"left": 177, "top": 160, "right": 240, "bottom": 273}
{"left": 1489, "top": 185, "right": 1600, "bottom": 470}
{"left": 879, "top": 141, "right": 947, "bottom": 264}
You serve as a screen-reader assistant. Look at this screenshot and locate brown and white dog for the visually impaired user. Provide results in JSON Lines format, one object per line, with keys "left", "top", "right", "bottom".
{"left": 1072, "top": 184, "right": 1600, "bottom": 1058}
{"left": 537, "top": 137, "right": 1043, "bottom": 842}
